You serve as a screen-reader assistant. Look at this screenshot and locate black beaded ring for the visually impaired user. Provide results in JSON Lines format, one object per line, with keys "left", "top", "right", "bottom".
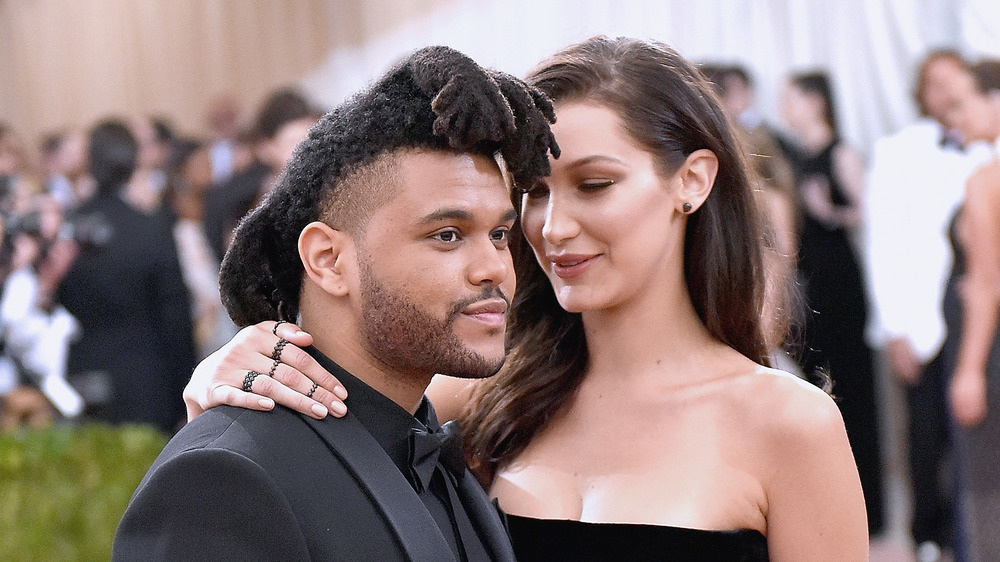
{"left": 268, "top": 358, "right": 281, "bottom": 379}
{"left": 306, "top": 382, "right": 319, "bottom": 399}
{"left": 272, "top": 338, "right": 289, "bottom": 362}
{"left": 243, "top": 370, "right": 263, "bottom": 393}
{"left": 272, "top": 320, "right": 287, "bottom": 337}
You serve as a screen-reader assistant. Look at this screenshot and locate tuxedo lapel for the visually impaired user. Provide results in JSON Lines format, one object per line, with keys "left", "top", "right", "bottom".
{"left": 303, "top": 414, "right": 457, "bottom": 562}
{"left": 453, "top": 469, "right": 517, "bottom": 562}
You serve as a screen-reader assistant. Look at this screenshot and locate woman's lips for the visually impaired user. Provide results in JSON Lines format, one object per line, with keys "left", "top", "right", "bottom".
{"left": 548, "top": 254, "right": 597, "bottom": 279}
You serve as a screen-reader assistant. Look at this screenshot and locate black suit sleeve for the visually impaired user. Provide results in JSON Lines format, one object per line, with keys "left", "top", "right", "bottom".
{"left": 113, "top": 448, "right": 310, "bottom": 561}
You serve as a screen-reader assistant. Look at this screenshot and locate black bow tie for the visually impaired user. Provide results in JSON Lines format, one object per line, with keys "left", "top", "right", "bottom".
{"left": 407, "top": 420, "right": 466, "bottom": 492}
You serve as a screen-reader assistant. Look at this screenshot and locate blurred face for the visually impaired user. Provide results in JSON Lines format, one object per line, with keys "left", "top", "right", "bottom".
{"left": 520, "top": 102, "right": 685, "bottom": 314}
{"left": 261, "top": 117, "right": 315, "bottom": 170}
{"left": 944, "top": 77, "right": 1000, "bottom": 143}
{"left": 355, "top": 151, "right": 516, "bottom": 379}
{"left": 921, "top": 57, "right": 972, "bottom": 126}
{"left": 0, "top": 133, "right": 25, "bottom": 175}
{"left": 780, "top": 82, "right": 821, "bottom": 132}
{"left": 131, "top": 117, "right": 167, "bottom": 171}
{"left": 49, "top": 130, "right": 87, "bottom": 177}
{"left": 721, "top": 75, "right": 753, "bottom": 119}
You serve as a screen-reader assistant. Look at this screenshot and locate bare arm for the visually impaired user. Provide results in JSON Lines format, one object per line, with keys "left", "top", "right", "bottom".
{"left": 763, "top": 380, "right": 868, "bottom": 561}
{"left": 950, "top": 163, "right": 1000, "bottom": 427}
{"left": 831, "top": 142, "right": 867, "bottom": 229}
{"left": 425, "top": 375, "right": 487, "bottom": 423}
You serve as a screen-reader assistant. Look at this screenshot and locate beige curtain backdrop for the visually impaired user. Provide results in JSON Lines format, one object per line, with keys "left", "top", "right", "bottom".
{"left": 0, "top": 0, "right": 453, "bottom": 157}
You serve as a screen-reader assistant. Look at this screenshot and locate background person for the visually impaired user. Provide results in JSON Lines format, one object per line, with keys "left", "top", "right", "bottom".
{"left": 941, "top": 58, "right": 1000, "bottom": 562}
{"left": 779, "top": 70, "right": 885, "bottom": 535}
{"left": 56, "top": 119, "right": 196, "bottom": 434}
{"left": 866, "top": 50, "right": 994, "bottom": 561}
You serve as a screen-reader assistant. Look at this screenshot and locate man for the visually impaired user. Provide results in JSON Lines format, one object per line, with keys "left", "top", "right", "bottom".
{"left": 57, "top": 120, "right": 196, "bottom": 434}
{"left": 866, "top": 50, "right": 992, "bottom": 562}
{"left": 113, "top": 46, "right": 558, "bottom": 561}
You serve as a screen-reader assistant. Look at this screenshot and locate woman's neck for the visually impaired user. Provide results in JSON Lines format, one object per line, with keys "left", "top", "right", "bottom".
{"left": 580, "top": 278, "right": 716, "bottom": 386}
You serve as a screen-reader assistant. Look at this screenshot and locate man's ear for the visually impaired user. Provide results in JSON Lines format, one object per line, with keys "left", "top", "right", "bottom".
{"left": 674, "top": 148, "right": 719, "bottom": 214}
{"left": 299, "top": 221, "right": 353, "bottom": 297}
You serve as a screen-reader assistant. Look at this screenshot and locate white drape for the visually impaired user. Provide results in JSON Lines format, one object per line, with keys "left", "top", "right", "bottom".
{"left": 303, "top": 0, "right": 1000, "bottom": 156}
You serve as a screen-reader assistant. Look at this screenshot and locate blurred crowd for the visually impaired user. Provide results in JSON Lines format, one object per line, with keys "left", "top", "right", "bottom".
{"left": 0, "top": 86, "right": 323, "bottom": 434}
{"left": 700, "top": 52, "right": 1000, "bottom": 562}
{"left": 1, "top": 47, "right": 1000, "bottom": 561}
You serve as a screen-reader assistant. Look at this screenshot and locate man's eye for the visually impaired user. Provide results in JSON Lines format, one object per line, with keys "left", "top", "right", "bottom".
{"left": 433, "top": 230, "right": 460, "bottom": 243}
{"left": 490, "top": 228, "right": 509, "bottom": 244}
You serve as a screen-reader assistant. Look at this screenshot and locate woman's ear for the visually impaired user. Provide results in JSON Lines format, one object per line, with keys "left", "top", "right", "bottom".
{"left": 675, "top": 148, "right": 719, "bottom": 214}
{"left": 298, "top": 221, "right": 354, "bottom": 297}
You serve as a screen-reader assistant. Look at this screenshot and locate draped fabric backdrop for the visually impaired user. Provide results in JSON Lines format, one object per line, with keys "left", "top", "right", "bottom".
{"left": 0, "top": 0, "right": 450, "bottom": 149}
{"left": 301, "top": 0, "right": 1000, "bottom": 156}
{"left": 1, "top": 0, "right": 998, "bottom": 156}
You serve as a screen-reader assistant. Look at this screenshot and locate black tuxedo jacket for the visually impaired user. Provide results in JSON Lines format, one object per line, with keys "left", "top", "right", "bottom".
{"left": 113, "top": 404, "right": 516, "bottom": 561}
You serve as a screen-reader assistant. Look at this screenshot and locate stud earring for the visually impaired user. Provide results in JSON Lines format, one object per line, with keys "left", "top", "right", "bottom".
{"left": 682, "top": 202, "right": 693, "bottom": 213}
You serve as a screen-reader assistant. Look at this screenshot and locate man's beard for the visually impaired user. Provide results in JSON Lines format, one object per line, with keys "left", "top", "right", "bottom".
{"left": 357, "top": 259, "right": 507, "bottom": 380}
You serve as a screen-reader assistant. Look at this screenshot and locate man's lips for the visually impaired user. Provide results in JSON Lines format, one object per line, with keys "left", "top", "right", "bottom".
{"left": 460, "top": 299, "right": 508, "bottom": 327}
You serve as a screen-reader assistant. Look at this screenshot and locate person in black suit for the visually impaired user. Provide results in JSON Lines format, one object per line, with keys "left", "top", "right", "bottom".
{"left": 57, "top": 120, "right": 196, "bottom": 433}
{"left": 113, "top": 46, "right": 559, "bottom": 561}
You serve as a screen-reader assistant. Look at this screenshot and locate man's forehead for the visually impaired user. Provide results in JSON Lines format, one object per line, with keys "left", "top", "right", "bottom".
{"left": 388, "top": 150, "right": 511, "bottom": 209}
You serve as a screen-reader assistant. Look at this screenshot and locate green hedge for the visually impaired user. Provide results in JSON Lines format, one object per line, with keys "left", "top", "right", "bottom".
{"left": 0, "top": 423, "right": 167, "bottom": 560}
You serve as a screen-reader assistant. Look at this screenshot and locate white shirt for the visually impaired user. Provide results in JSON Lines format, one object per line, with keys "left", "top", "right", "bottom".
{"left": 865, "top": 120, "right": 992, "bottom": 361}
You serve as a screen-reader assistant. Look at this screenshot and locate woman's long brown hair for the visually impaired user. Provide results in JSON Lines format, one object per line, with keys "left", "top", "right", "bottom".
{"left": 463, "top": 37, "right": 792, "bottom": 477}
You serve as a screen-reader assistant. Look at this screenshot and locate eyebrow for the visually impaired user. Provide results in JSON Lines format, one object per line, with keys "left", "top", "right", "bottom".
{"left": 418, "top": 207, "right": 518, "bottom": 225}
{"left": 565, "top": 155, "right": 626, "bottom": 169}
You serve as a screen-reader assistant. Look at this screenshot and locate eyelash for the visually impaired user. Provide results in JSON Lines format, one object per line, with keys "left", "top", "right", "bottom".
{"left": 579, "top": 179, "right": 614, "bottom": 192}
{"left": 522, "top": 179, "right": 614, "bottom": 200}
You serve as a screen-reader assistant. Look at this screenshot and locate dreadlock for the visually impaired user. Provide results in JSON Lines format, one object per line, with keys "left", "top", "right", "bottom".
{"left": 219, "top": 46, "right": 559, "bottom": 326}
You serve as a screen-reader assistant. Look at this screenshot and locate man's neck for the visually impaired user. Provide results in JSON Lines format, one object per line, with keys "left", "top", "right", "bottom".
{"left": 307, "top": 326, "right": 430, "bottom": 415}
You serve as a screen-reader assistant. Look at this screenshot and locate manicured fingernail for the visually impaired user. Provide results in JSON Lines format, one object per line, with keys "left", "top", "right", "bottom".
{"left": 333, "top": 385, "right": 348, "bottom": 400}
{"left": 311, "top": 403, "right": 329, "bottom": 418}
{"left": 295, "top": 330, "right": 308, "bottom": 337}
{"left": 330, "top": 401, "right": 347, "bottom": 417}
{"left": 259, "top": 397, "right": 275, "bottom": 409}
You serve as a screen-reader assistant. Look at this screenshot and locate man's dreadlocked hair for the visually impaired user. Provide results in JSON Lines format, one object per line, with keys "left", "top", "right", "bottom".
{"left": 219, "top": 46, "right": 559, "bottom": 326}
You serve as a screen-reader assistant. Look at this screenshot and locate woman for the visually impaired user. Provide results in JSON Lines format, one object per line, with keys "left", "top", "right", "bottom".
{"left": 186, "top": 37, "right": 867, "bottom": 560}
{"left": 779, "top": 71, "right": 884, "bottom": 535}
{"left": 941, "top": 58, "right": 1000, "bottom": 562}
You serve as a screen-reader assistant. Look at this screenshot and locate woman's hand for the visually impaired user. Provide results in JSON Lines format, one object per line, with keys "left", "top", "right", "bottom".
{"left": 183, "top": 321, "right": 348, "bottom": 422}
{"left": 950, "top": 367, "right": 988, "bottom": 428}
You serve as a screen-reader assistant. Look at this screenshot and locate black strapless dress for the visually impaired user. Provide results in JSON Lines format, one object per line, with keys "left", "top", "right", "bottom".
{"left": 507, "top": 515, "right": 768, "bottom": 561}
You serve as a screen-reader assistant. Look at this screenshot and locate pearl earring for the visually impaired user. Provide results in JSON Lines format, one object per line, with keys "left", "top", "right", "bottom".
{"left": 682, "top": 202, "right": 693, "bottom": 213}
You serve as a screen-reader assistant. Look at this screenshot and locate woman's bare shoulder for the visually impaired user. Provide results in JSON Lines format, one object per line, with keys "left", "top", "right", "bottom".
{"left": 726, "top": 365, "right": 845, "bottom": 445}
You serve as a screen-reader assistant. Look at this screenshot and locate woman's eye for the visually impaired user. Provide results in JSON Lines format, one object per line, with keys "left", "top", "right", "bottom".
{"left": 579, "top": 179, "right": 614, "bottom": 192}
